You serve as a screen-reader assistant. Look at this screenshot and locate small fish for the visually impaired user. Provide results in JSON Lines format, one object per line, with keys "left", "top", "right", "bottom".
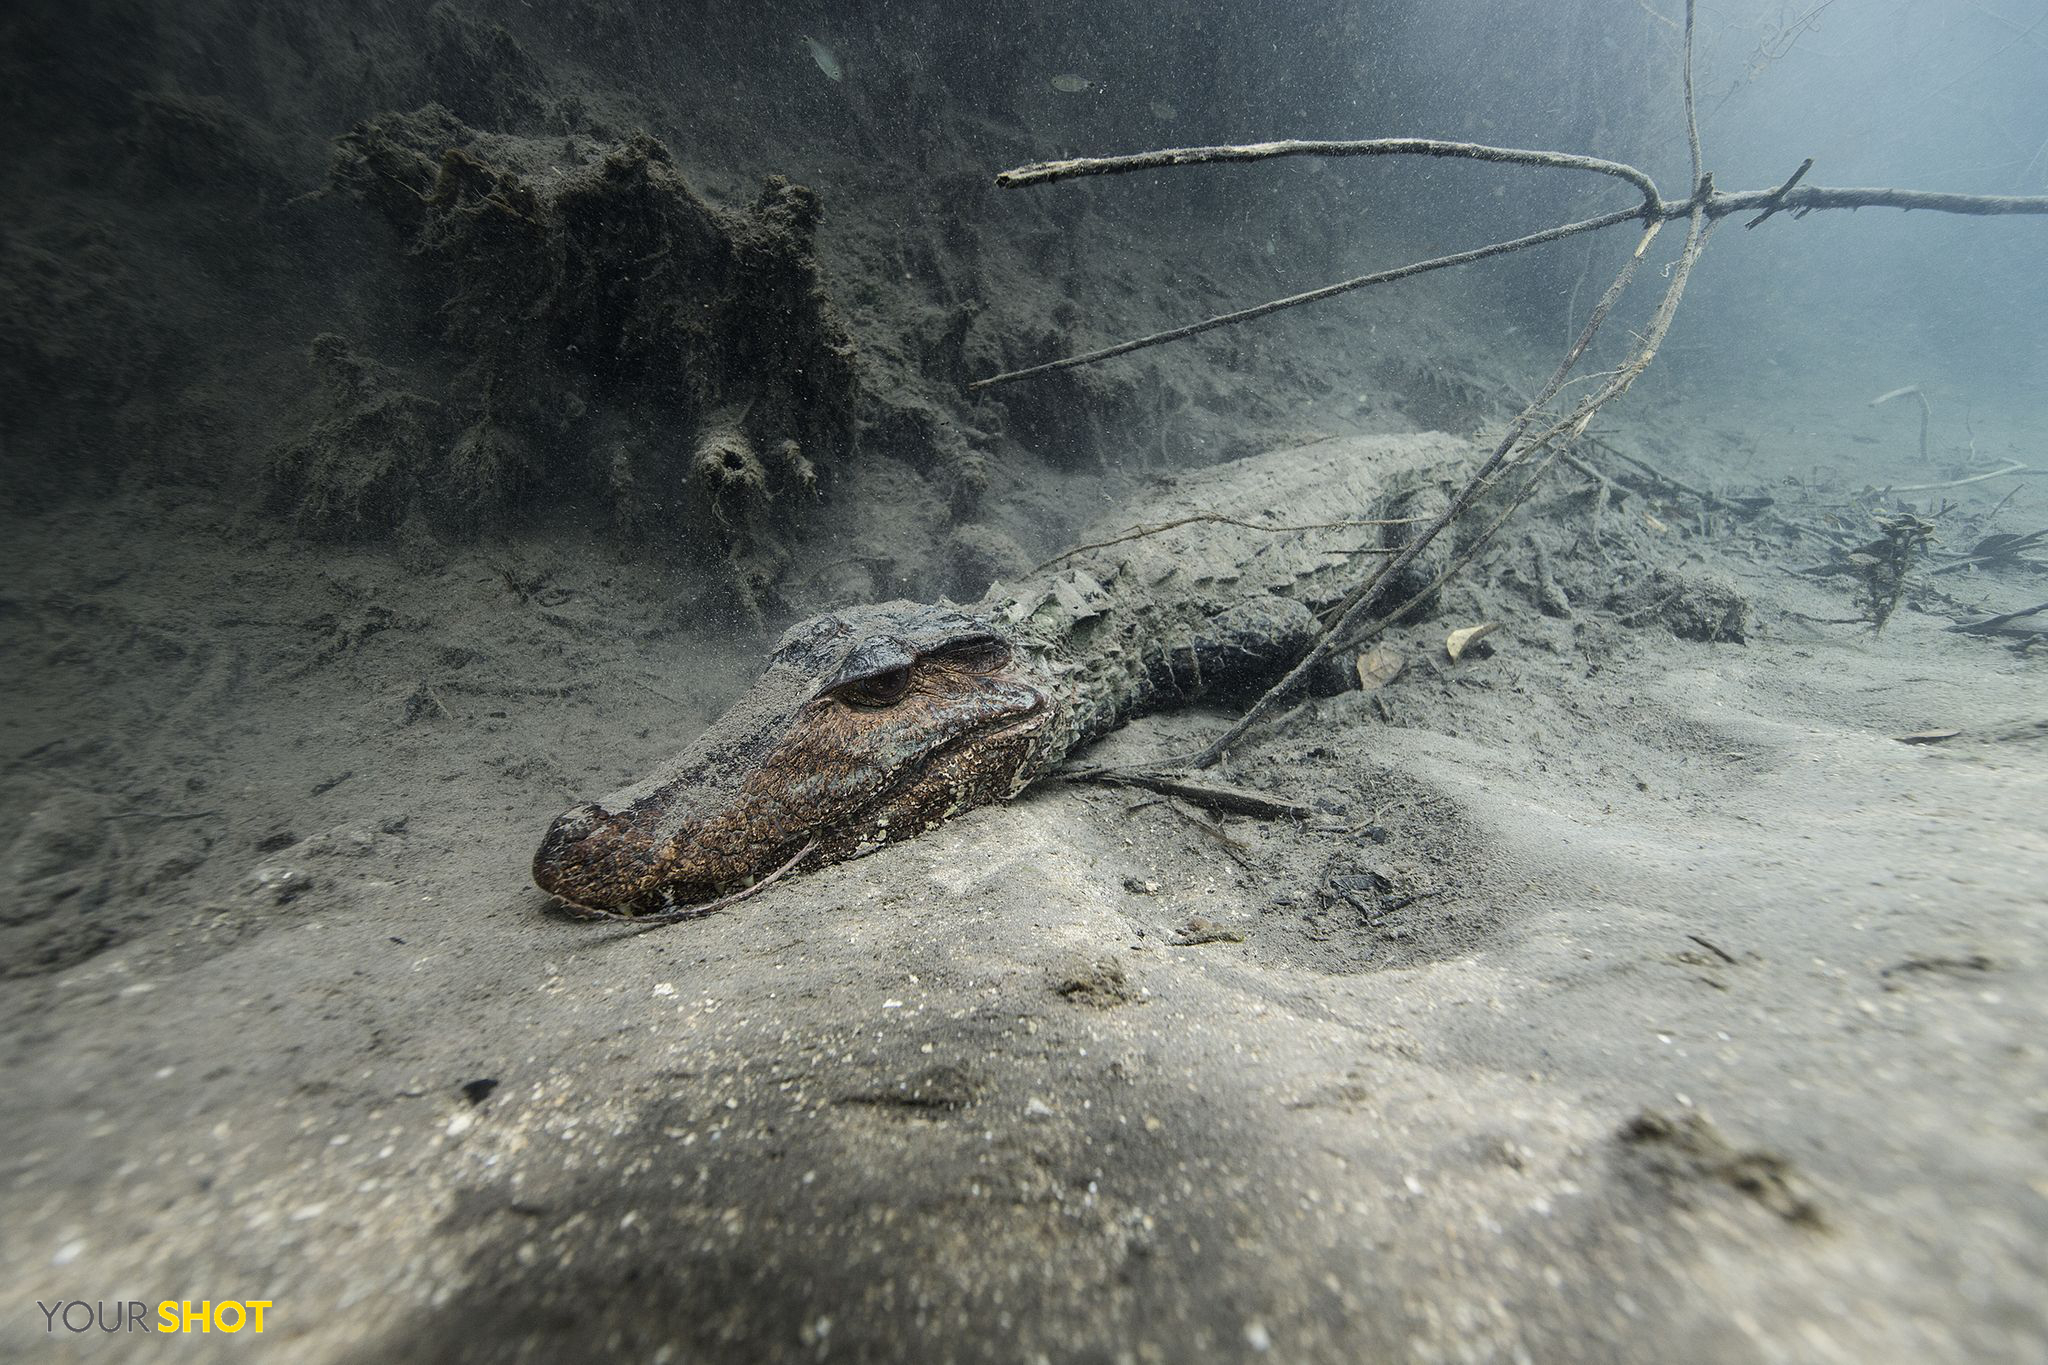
{"left": 1048, "top": 74, "right": 1097, "bottom": 94}
{"left": 1148, "top": 98, "right": 1177, "bottom": 121}
{"left": 801, "top": 34, "right": 842, "bottom": 82}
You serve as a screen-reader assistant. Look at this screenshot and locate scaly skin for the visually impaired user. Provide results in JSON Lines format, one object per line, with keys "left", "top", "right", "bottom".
{"left": 533, "top": 433, "right": 1473, "bottom": 917}
{"left": 533, "top": 604, "right": 1051, "bottom": 916}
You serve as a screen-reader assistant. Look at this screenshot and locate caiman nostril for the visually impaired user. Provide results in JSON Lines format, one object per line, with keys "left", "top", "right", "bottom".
{"left": 534, "top": 803, "right": 617, "bottom": 903}
{"left": 547, "top": 803, "right": 606, "bottom": 845}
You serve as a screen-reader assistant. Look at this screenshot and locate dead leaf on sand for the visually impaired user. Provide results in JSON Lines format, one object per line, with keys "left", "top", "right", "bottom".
{"left": 1445, "top": 622, "right": 1498, "bottom": 662}
{"left": 1893, "top": 728, "right": 1961, "bottom": 745}
{"left": 1355, "top": 643, "right": 1405, "bottom": 690}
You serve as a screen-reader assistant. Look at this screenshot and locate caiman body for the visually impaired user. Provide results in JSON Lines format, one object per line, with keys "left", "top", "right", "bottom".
{"left": 533, "top": 432, "right": 1472, "bottom": 917}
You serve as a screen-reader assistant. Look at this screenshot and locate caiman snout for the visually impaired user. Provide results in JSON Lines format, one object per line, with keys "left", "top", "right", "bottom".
{"left": 531, "top": 801, "right": 655, "bottom": 911}
{"left": 531, "top": 803, "right": 602, "bottom": 905}
{"left": 543, "top": 803, "right": 607, "bottom": 847}
{"left": 533, "top": 781, "right": 766, "bottom": 916}
{"left": 532, "top": 601, "right": 1054, "bottom": 921}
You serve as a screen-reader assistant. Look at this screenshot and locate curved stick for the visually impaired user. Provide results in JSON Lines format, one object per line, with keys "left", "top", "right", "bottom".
{"left": 996, "top": 138, "right": 1663, "bottom": 208}
{"left": 973, "top": 0, "right": 2043, "bottom": 770}
{"left": 978, "top": 102, "right": 2046, "bottom": 393}
{"left": 972, "top": 166, "right": 2047, "bottom": 391}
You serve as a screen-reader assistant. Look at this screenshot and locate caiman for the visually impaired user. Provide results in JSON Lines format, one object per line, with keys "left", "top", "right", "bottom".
{"left": 532, "top": 432, "right": 1472, "bottom": 920}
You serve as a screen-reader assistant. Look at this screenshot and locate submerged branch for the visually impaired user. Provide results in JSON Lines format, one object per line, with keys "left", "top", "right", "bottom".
{"left": 973, "top": 166, "right": 2048, "bottom": 391}
{"left": 1710, "top": 184, "right": 2048, "bottom": 218}
{"left": 993, "top": 144, "right": 2048, "bottom": 227}
{"left": 1181, "top": 2, "right": 1718, "bottom": 771}
{"left": 1681, "top": 0, "right": 1704, "bottom": 188}
{"left": 1949, "top": 600, "right": 2048, "bottom": 635}
{"left": 967, "top": 206, "right": 1644, "bottom": 391}
{"left": 1188, "top": 212, "right": 1685, "bottom": 769}
{"left": 994, "top": 138, "right": 1665, "bottom": 209}
{"left": 1058, "top": 766, "right": 1316, "bottom": 820}
{"left": 1884, "top": 461, "right": 2040, "bottom": 492}
{"left": 1869, "top": 384, "right": 1932, "bottom": 460}
{"left": 972, "top": 0, "right": 2043, "bottom": 780}
{"left": 977, "top": 128, "right": 2047, "bottom": 392}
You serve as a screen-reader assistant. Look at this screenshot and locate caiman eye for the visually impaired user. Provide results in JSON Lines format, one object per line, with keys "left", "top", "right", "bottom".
{"left": 934, "top": 638, "right": 1009, "bottom": 674}
{"left": 838, "top": 665, "right": 912, "bottom": 708}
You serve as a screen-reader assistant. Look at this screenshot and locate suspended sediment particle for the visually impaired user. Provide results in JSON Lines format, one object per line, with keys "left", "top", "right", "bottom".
{"left": 802, "top": 35, "right": 842, "bottom": 82}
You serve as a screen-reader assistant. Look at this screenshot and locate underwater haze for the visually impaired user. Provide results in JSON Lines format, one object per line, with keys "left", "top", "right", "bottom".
{"left": 3, "top": 2, "right": 2045, "bottom": 1362}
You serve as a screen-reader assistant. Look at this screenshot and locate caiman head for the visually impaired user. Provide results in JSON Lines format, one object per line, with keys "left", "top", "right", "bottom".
{"left": 532, "top": 602, "right": 1052, "bottom": 917}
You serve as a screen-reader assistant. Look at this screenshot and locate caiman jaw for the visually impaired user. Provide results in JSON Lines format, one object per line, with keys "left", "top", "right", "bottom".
{"left": 532, "top": 603, "right": 1054, "bottom": 919}
{"left": 531, "top": 804, "right": 605, "bottom": 908}
{"left": 531, "top": 800, "right": 703, "bottom": 917}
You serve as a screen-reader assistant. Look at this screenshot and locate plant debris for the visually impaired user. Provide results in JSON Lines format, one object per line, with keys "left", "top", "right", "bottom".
{"left": 1444, "top": 621, "right": 1498, "bottom": 661}
{"left": 1167, "top": 916, "right": 1244, "bottom": 946}
{"left": 1355, "top": 643, "right": 1406, "bottom": 689}
{"left": 1949, "top": 598, "right": 2048, "bottom": 638}
{"left": 1616, "top": 1109, "right": 1824, "bottom": 1227}
{"left": 1849, "top": 511, "right": 1936, "bottom": 634}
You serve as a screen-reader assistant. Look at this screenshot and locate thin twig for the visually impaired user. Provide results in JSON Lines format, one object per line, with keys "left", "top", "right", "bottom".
{"left": 1949, "top": 600, "right": 2048, "bottom": 634}
{"left": 973, "top": 169, "right": 2048, "bottom": 389}
{"left": 1335, "top": 440, "right": 1582, "bottom": 652}
{"left": 968, "top": 206, "right": 1643, "bottom": 391}
{"left": 1560, "top": 449, "right": 1619, "bottom": 496}
{"left": 104, "top": 808, "right": 224, "bottom": 823}
{"left": 1682, "top": 0, "right": 1704, "bottom": 188}
{"left": 1715, "top": 184, "right": 2048, "bottom": 216}
{"left": 1884, "top": 461, "right": 2038, "bottom": 493}
{"left": 1030, "top": 511, "right": 1415, "bottom": 573}
{"left": 1059, "top": 766, "right": 1314, "bottom": 820}
{"left": 1618, "top": 586, "right": 1691, "bottom": 626}
{"left": 1160, "top": 801, "right": 1253, "bottom": 866}
{"left": 1192, "top": 215, "right": 1678, "bottom": 768}
{"left": 1929, "top": 552, "right": 2047, "bottom": 577}
{"left": 1870, "top": 384, "right": 1932, "bottom": 460}
{"left": 1183, "top": 2, "right": 1719, "bottom": 770}
{"left": 632, "top": 677, "right": 688, "bottom": 706}
{"left": 1745, "top": 157, "right": 1814, "bottom": 228}
{"left": 995, "top": 139, "right": 1664, "bottom": 209}
{"left": 1688, "top": 933, "right": 1741, "bottom": 965}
